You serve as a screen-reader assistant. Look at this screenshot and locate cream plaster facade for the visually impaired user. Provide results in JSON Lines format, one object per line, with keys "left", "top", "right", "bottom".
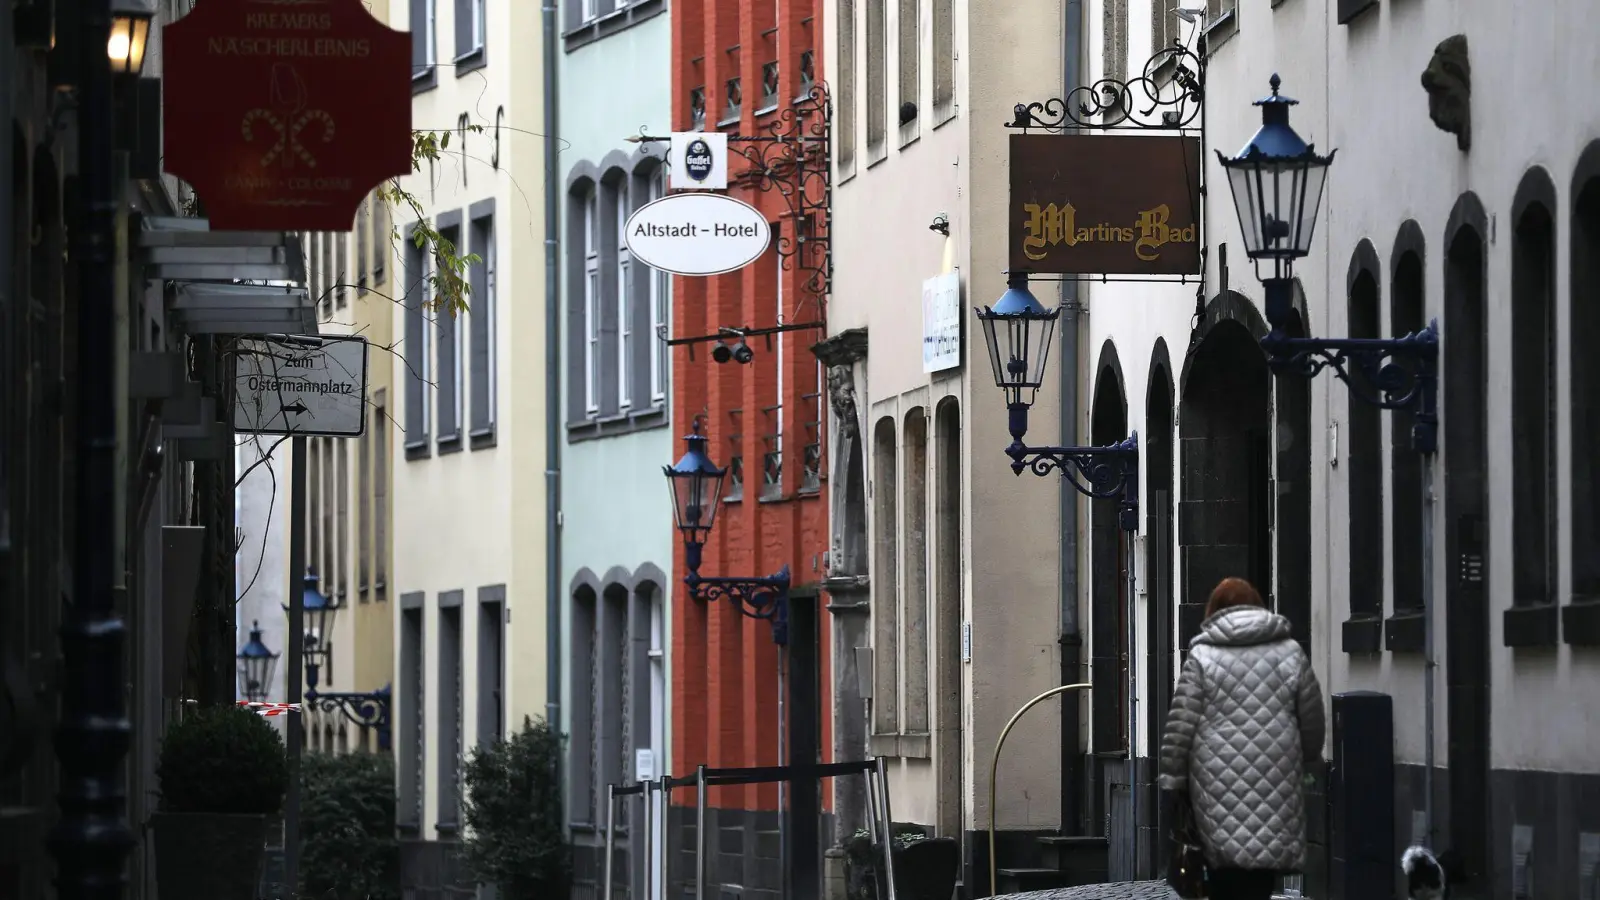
{"left": 387, "top": 0, "right": 550, "bottom": 853}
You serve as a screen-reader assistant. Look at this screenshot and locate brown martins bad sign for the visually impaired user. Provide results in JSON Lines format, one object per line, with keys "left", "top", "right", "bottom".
{"left": 1009, "top": 133, "right": 1202, "bottom": 276}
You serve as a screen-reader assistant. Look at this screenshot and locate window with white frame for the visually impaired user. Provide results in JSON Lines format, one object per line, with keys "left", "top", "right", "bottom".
{"left": 617, "top": 182, "right": 633, "bottom": 410}
{"left": 650, "top": 170, "right": 669, "bottom": 405}
{"left": 581, "top": 0, "right": 597, "bottom": 24}
{"left": 584, "top": 192, "right": 601, "bottom": 416}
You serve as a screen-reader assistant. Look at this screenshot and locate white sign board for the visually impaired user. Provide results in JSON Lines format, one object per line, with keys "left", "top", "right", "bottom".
{"left": 922, "top": 271, "right": 962, "bottom": 372}
{"left": 670, "top": 131, "right": 729, "bottom": 191}
{"left": 625, "top": 193, "right": 771, "bottom": 277}
{"left": 234, "top": 335, "right": 369, "bottom": 437}
{"left": 635, "top": 748, "right": 655, "bottom": 782}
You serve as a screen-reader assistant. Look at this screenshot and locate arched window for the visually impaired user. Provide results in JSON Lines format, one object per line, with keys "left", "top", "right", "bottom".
{"left": 901, "top": 408, "right": 929, "bottom": 733}
{"left": 871, "top": 416, "right": 899, "bottom": 735}
{"left": 1387, "top": 225, "right": 1427, "bottom": 650}
{"left": 1346, "top": 243, "right": 1384, "bottom": 649}
{"left": 1570, "top": 148, "right": 1600, "bottom": 643}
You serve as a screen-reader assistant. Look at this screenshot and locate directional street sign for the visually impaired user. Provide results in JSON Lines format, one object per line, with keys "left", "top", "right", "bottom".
{"left": 234, "top": 335, "right": 369, "bottom": 437}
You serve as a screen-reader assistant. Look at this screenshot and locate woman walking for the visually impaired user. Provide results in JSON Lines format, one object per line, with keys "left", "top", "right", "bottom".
{"left": 1158, "top": 577, "right": 1327, "bottom": 900}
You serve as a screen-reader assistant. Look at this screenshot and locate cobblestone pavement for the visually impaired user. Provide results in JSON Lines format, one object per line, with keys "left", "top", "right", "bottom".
{"left": 994, "top": 881, "right": 1174, "bottom": 900}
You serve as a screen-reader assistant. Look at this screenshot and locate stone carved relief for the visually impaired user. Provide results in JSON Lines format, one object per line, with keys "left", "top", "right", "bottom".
{"left": 826, "top": 365, "right": 859, "bottom": 442}
{"left": 1421, "top": 34, "right": 1471, "bottom": 153}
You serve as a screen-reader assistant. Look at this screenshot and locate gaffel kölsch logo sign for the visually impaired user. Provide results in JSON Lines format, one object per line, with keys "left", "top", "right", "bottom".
{"left": 669, "top": 132, "right": 729, "bottom": 191}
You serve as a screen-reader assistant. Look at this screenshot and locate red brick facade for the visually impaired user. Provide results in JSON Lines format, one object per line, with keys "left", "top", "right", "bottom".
{"left": 669, "top": 0, "right": 832, "bottom": 816}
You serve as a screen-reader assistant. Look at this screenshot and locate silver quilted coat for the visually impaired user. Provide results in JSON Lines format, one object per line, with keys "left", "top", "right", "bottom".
{"left": 1157, "top": 605, "right": 1326, "bottom": 873}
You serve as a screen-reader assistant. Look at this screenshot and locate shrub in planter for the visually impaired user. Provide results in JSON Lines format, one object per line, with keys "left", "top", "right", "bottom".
{"left": 459, "top": 716, "right": 570, "bottom": 899}
{"left": 299, "top": 751, "right": 400, "bottom": 900}
{"left": 152, "top": 703, "right": 288, "bottom": 900}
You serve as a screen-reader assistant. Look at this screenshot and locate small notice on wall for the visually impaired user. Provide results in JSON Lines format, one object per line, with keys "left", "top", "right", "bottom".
{"left": 922, "top": 271, "right": 961, "bottom": 373}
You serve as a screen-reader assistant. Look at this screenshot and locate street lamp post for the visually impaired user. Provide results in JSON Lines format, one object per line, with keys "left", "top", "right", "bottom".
{"left": 664, "top": 423, "right": 793, "bottom": 645}
{"left": 237, "top": 622, "right": 281, "bottom": 704}
{"left": 972, "top": 271, "right": 1143, "bottom": 867}
{"left": 290, "top": 568, "right": 393, "bottom": 750}
{"left": 1217, "top": 73, "right": 1442, "bottom": 843}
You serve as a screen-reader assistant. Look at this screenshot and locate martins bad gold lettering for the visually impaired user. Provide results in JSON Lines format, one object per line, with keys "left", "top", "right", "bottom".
{"left": 1021, "top": 202, "right": 1197, "bottom": 262}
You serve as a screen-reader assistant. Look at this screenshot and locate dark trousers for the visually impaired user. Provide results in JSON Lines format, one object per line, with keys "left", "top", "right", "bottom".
{"left": 1207, "top": 867, "right": 1277, "bottom": 900}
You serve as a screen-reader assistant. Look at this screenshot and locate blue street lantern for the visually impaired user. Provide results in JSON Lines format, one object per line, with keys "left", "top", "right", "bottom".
{"left": 286, "top": 566, "right": 336, "bottom": 665}
{"left": 1215, "top": 73, "right": 1337, "bottom": 327}
{"left": 236, "top": 621, "right": 279, "bottom": 703}
{"left": 663, "top": 421, "right": 728, "bottom": 562}
{"left": 662, "top": 420, "right": 790, "bottom": 644}
{"left": 974, "top": 271, "right": 1060, "bottom": 413}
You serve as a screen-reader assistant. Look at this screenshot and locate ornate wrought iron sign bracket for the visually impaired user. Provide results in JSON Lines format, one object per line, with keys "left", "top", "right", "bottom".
{"left": 633, "top": 82, "right": 834, "bottom": 339}
{"left": 685, "top": 566, "right": 793, "bottom": 646}
{"left": 1007, "top": 43, "right": 1204, "bottom": 134}
{"left": 1005, "top": 416, "right": 1140, "bottom": 533}
{"left": 305, "top": 665, "right": 392, "bottom": 750}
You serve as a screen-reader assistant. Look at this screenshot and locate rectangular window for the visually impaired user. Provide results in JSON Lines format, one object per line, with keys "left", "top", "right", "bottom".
{"left": 477, "top": 589, "right": 506, "bottom": 745}
{"left": 399, "top": 604, "right": 425, "bottom": 827}
{"left": 839, "top": 0, "right": 857, "bottom": 167}
{"left": 932, "top": 0, "right": 953, "bottom": 114}
{"left": 436, "top": 225, "right": 463, "bottom": 446}
{"left": 897, "top": 0, "right": 917, "bottom": 124}
{"left": 308, "top": 439, "right": 323, "bottom": 578}
{"left": 403, "top": 237, "right": 432, "bottom": 456}
{"left": 357, "top": 201, "right": 370, "bottom": 290}
{"left": 335, "top": 439, "right": 349, "bottom": 599}
{"left": 373, "top": 194, "right": 388, "bottom": 282}
{"left": 374, "top": 388, "right": 389, "bottom": 593}
{"left": 455, "top": 0, "right": 485, "bottom": 59}
{"left": 336, "top": 232, "right": 348, "bottom": 308}
{"left": 649, "top": 172, "right": 669, "bottom": 404}
{"left": 616, "top": 183, "right": 632, "bottom": 410}
{"left": 584, "top": 193, "right": 601, "bottom": 416}
{"left": 866, "top": 0, "right": 886, "bottom": 152}
{"left": 321, "top": 439, "right": 336, "bottom": 607}
{"left": 469, "top": 213, "right": 497, "bottom": 439}
{"left": 581, "top": 0, "right": 597, "bottom": 23}
{"left": 358, "top": 423, "right": 371, "bottom": 596}
{"left": 1207, "top": 0, "right": 1237, "bottom": 26}
{"left": 438, "top": 602, "right": 464, "bottom": 828}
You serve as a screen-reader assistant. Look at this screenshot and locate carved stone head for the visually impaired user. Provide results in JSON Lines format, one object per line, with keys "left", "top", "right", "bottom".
{"left": 826, "top": 365, "right": 859, "bottom": 441}
{"left": 1421, "top": 34, "right": 1471, "bottom": 152}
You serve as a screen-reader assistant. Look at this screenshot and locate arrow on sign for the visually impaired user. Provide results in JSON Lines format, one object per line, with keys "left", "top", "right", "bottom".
{"left": 282, "top": 401, "right": 310, "bottom": 416}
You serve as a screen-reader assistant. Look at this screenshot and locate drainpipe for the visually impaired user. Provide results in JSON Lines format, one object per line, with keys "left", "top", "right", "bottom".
{"left": 1057, "top": 0, "right": 1086, "bottom": 838}
{"left": 542, "top": 0, "right": 564, "bottom": 810}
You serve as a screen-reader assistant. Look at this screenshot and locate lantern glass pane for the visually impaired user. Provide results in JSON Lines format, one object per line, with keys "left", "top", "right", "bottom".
{"left": 1225, "top": 162, "right": 1266, "bottom": 256}
{"left": 106, "top": 18, "right": 133, "bottom": 72}
{"left": 1289, "top": 159, "right": 1329, "bottom": 256}
{"left": 980, "top": 314, "right": 1006, "bottom": 388}
{"left": 128, "top": 17, "right": 150, "bottom": 74}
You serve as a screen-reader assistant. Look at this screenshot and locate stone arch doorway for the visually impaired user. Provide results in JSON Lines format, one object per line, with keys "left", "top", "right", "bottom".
{"left": 1089, "top": 340, "right": 1134, "bottom": 875}
{"left": 1178, "top": 297, "right": 1272, "bottom": 650}
{"left": 1442, "top": 192, "right": 1491, "bottom": 886}
{"left": 1144, "top": 339, "right": 1177, "bottom": 874}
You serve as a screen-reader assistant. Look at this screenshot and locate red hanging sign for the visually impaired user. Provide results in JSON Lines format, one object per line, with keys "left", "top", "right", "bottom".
{"left": 162, "top": 0, "right": 413, "bottom": 232}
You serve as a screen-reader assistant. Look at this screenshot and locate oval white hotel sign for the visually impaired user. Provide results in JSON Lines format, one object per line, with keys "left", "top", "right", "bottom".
{"left": 624, "top": 192, "right": 772, "bottom": 277}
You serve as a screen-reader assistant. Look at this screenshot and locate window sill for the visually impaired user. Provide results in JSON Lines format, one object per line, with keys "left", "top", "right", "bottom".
{"left": 758, "top": 484, "right": 783, "bottom": 503}
{"left": 932, "top": 104, "right": 958, "bottom": 130}
{"left": 1562, "top": 596, "right": 1600, "bottom": 647}
{"left": 404, "top": 439, "right": 432, "bottom": 462}
{"left": 1503, "top": 603, "right": 1560, "bottom": 649}
{"left": 898, "top": 118, "right": 919, "bottom": 150}
{"left": 454, "top": 46, "right": 486, "bottom": 77}
{"left": 868, "top": 732, "right": 930, "bottom": 759}
{"left": 566, "top": 406, "right": 668, "bottom": 443}
{"left": 1384, "top": 610, "right": 1426, "bottom": 653}
{"left": 437, "top": 432, "right": 464, "bottom": 455}
{"left": 562, "top": 0, "right": 663, "bottom": 52}
{"left": 717, "top": 113, "right": 742, "bottom": 128}
{"left": 1340, "top": 615, "right": 1383, "bottom": 655}
{"left": 755, "top": 102, "right": 780, "bottom": 117}
{"left": 397, "top": 821, "right": 421, "bottom": 836}
{"left": 1201, "top": 10, "right": 1238, "bottom": 56}
{"left": 412, "top": 65, "right": 438, "bottom": 95}
{"left": 435, "top": 821, "right": 460, "bottom": 837}
{"left": 469, "top": 425, "right": 497, "bottom": 450}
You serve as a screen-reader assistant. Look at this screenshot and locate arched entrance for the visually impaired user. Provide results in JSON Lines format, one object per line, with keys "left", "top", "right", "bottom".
{"left": 1442, "top": 193, "right": 1491, "bottom": 886}
{"left": 1144, "top": 340, "right": 1176, "bottom": 866}
{"left": 1178, "top": 299, "right": 1272, "bottom": 649}
{"left": 1089, "top": 341, "right": 1133, "bottom": 876}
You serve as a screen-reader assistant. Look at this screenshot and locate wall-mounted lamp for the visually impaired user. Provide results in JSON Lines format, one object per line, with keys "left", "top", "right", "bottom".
{"left": 710, "top": 338, "right": 754, "bottom": 365}
{"left": 929, "top": 213, "right": 951, "bottom": 237}
{"left": 109, "top": 0, "right": 156, "bottom": 76}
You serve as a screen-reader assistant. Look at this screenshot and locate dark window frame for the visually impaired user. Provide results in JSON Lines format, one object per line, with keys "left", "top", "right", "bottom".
{"left": 1342, "top": 240, "right": 1385, "bottom": 654}
{"left": 468, "top": 199, "right": 498, "bottom": 449}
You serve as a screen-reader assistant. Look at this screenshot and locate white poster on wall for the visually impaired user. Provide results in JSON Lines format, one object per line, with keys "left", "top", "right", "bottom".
{"left": 922, "top": 271, "right": 962, "bottom": 373}
{"left": 670, "top": 132, "right": 729, "bottom": 191}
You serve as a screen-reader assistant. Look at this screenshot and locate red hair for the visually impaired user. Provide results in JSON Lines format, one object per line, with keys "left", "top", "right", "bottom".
{"left": 1205, "top": 577, "right": 1263, "bottom": 619}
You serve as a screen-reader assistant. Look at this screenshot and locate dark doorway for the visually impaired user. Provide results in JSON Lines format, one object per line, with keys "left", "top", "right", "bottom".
{"left": 1144, "top": 348, "right": 1176, "bottom": 875}
{"left": 786, "top": 592, "right": 823, "bottom": 900}
{"left": 1443, "top": 203, "right": 1491, "bottom": 887}
{"left": 1090, "top": 351, "right": 1134, "bottom": 875}
{"left": 1178, "top": 315, "right": 1272, "bottom": 648}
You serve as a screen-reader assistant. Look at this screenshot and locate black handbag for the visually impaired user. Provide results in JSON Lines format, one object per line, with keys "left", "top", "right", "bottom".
{"left": 1166, "top": 794, "right": 1209, "bottom": 899}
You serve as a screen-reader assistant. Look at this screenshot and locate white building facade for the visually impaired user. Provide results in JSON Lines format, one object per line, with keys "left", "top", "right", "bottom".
{"left": 828, "top": 0, "right": 1600, "bottom": 896}
{"left": 388, "top": 0, "right": 550, "bottom": 890}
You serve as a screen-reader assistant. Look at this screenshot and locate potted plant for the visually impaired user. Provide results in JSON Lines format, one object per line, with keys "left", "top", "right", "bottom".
{"left": 150, "top": 703, "right": 287, "bottom": 900}
{"left": 844, "top": 827, "right": 962, "bottom": 900}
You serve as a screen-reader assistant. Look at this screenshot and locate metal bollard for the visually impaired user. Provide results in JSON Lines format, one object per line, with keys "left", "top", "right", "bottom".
{"left": 695, "top": 765, "right": 708, "bottom": 900}
{"left": 876, "top": 757, "right": 898, "bottom": 900}
{"left": 642, "top": 780, "right": 655, "bottom": 900}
